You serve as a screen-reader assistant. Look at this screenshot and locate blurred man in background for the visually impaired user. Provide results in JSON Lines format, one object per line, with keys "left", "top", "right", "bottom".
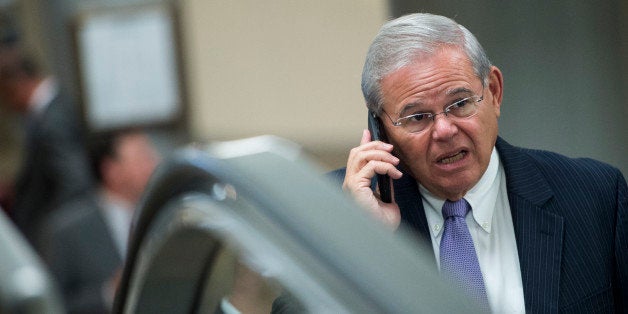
{"left": 40, "top": 128, "right": 160, "bottom": 314}
{"left": 0, "top": 34, "right": 93, "bottom": 246}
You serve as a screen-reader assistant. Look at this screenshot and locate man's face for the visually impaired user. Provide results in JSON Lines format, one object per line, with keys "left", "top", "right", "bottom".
{"left": 110, "top": 133, "right": 160, "bottom": 202}
{"left": 379, "top": 46, "right": 503, "bottom": 200}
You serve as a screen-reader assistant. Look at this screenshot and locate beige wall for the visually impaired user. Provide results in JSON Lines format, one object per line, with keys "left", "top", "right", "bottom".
{"left": 180, "top": 1, "right": 387, "bottom": 169}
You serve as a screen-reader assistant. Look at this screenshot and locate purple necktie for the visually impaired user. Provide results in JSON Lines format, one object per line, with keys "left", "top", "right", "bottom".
{"left": 440, "top": 199, "right": 489, "bottom": 311}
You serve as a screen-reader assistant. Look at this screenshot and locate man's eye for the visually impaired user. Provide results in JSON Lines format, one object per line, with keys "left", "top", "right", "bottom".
{"left": 452, "top": 98, "right": 471, "bottom": 108}
{"left": 408, "top": 114, "right": 427, "bottom": 122}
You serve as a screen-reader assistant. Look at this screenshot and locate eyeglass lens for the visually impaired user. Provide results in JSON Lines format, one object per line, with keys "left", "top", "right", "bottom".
{"left": 400, "top": 96, "right": 481, "bottom": 133}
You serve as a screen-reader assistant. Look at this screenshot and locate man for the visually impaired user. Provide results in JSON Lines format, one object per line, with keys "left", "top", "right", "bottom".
{"left": 40, "top": 128, "right": 160, "bottom": 314}
{"left": 0, "top": 39, "right": 93, "bottom": 245}
{"left": 341, "top": 13, "right": 626, "bottom": 313}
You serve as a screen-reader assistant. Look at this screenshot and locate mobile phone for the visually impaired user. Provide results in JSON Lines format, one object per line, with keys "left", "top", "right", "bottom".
{"left": 367, "top": 110, "right": 392, "bottom": 203}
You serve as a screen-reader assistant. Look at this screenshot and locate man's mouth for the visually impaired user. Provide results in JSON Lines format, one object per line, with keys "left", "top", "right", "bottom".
{"left": 437, "top": 151, "right": 467, "bottom": 164}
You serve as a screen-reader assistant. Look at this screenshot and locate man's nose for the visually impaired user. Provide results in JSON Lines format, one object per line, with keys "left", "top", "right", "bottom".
{"left": 430, "top": 113, "right": 458, "bottom": 140}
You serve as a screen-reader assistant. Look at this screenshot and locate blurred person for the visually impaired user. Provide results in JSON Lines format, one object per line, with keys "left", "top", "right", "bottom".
{"left": 335, "top": 13, "right": 626, "bottom": 313}
{"left": 40, "top": 128, "right": 160, "bottom": 314}
{"left": 0, "top": 37, "right": 93, "bottom": 245}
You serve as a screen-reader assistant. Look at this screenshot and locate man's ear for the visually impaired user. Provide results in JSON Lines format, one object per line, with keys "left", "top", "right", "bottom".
{"left": 487, "top": 66, "right": 504, "bottom": 116}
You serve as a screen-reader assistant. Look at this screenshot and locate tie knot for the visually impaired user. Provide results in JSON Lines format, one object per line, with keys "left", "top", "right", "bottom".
{"left": 442, "top": 199, "right": 470, "bottom": 219}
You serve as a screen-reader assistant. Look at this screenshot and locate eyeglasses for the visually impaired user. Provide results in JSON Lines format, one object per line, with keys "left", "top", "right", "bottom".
{"left": 381, "top": 94, "right": 484, "bottom": 133}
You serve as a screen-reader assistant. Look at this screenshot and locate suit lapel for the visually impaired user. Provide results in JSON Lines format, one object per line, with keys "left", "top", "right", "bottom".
{"left": 496, "top": 138, "right": 563, "bottom": 313}
{"left": 393, "top": 170, "right": 435, "bottom": 264}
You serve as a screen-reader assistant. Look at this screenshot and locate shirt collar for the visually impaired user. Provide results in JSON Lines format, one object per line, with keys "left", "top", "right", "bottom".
{"left": 99, "top": 188, "right": 134, "bottom": 212}
{"left": 27, "top": 77, "right": 57, "bottom": 117}
{"left": 419, "top": 147, "right": 501, "bottom": 234}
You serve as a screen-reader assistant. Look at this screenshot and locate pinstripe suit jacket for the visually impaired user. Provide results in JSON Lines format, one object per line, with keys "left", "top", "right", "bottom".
{"left": 332, "top": 137, "right": 627, "bottom": 313}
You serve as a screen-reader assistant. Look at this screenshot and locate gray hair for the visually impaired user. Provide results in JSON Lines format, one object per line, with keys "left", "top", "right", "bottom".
{"left": 361, "top": 13, "right": 492, "bottom": 114}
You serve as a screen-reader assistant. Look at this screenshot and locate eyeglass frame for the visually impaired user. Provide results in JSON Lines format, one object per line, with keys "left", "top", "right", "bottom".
{"left": 380, "top": 93, "right": 484, "bottom": 133}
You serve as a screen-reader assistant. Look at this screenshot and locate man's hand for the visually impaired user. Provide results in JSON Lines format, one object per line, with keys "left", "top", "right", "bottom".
{"left": 343, "top": 129, "right": 403, "bottom": 229}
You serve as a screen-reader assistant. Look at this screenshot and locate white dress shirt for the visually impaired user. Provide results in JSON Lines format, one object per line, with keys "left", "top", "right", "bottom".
{"left": 98, "top": 190, "right": 134, "bottom": 260}
{"left": 419, "top": 148, "right": 526, "bottom": 313}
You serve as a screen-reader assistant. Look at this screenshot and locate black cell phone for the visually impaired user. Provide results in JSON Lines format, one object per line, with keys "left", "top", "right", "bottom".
{"left": 367, "top": 110, "right": 392, "bottom": 203}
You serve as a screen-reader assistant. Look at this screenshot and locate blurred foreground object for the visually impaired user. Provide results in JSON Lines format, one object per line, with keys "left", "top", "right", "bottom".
{"left": 0, "top": 208, "right": 64, "bottom": 313}
{"left": 114, "top": 135, "right": 481, "bottom": 313}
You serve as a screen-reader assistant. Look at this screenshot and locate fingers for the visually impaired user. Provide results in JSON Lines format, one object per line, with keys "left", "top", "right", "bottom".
{"left": 347, "top": 130, "right": 399, "bottom": 175}
{"left": 360, "top": 129, "right": 371, "bottom": 145}
{"left": 342, "top": 130, "right": 403, "bottom": 230}
{"left": 346, "top": 129, "right": 403, "bottom": 180}
{"left": 358, "top": 159, "right": 403, "bottom": 180}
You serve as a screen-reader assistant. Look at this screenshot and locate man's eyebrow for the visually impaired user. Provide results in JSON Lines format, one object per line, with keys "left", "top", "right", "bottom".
{"left": 445, "top": 87, "right": 474, "bottom": 96}
{"left": 398, "top": 102, "right": 423, "bottom": 117}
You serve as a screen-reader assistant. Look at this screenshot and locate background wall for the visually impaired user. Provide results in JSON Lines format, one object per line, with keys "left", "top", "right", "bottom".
{"left": 180, "top": 1, "right": 387, "bottom": 169}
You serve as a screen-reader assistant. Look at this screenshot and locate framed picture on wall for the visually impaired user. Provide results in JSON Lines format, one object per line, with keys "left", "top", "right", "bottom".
{"left": 73, "top": 3, "right": 185, "bottom": 132}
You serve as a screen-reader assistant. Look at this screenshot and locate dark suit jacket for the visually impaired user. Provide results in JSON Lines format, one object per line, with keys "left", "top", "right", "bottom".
{"left": 12, "top": 92, "right": 93, "bottom": 245}
{"left": 40, "top": 191, "right": 122, "bottom": 314}
{"left": 330, "top": 137, "right": 627, "bottom": 313}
